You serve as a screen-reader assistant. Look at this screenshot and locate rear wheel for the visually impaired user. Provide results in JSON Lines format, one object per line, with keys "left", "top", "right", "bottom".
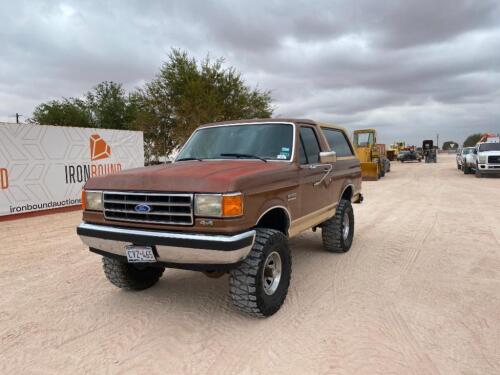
{"left": 229, "top": 229, "right": 291, "bottom": 317}
{"left": 321, "top": 199, "right": 354, "bottom": 253}
{"left": 102, "top": 257, "right": 165, "bottom": 290}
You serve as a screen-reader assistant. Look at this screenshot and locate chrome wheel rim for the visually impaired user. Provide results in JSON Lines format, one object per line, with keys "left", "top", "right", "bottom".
{"left": 262, "top": 251, "right": 282, "bottom": 295}
{"left": 342, "top": 212, "right": 350, "bottom": 241}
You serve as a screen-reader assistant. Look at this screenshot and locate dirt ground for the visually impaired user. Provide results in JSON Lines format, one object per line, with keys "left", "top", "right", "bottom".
{"left": 1, "top": 154, "right": 499, "bottom": 374}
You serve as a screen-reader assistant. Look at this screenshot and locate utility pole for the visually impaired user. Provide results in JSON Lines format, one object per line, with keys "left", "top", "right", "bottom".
{"left": 436, "top": 133, "right": 439, "bottom": 150}
{"left": 15, "top": 113, "right": 22, "bottom": 123}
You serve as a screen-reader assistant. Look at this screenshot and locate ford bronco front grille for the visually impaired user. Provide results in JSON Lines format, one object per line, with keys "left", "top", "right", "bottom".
{"left": 488, "top": 155, "right": 500, "bottom": 164}
{"left": 103, "top": 192, "right": 193, "bottom": 225}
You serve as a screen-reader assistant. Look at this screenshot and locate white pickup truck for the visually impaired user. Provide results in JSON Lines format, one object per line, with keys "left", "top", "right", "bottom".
{"left": 469, "top": 138, "right": 500, "bottom": 177}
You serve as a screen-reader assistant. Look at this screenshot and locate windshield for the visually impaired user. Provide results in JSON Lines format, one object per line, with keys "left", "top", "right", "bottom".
{"left": 479, "top": 143, "right": 500, "bottom": 152}
{"left": 463, "top": 148, "right": 473, "bottom": 155}
{"left": 354, "top": 132, "right": 374, "bottom": 147}
{"left": 176, "top": 123, "right": 294, "bottom": 161}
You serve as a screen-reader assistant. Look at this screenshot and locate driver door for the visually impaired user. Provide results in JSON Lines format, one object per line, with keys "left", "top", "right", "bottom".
{"left": 297, "top": 126, "right": 333, "bottom": 218}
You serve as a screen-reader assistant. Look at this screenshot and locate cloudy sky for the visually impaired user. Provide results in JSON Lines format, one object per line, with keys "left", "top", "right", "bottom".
{"left": 1, "top": 0, "right": 499, "bottom": 145}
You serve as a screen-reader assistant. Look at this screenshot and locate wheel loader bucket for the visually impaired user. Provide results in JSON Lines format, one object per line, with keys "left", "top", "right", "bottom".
{"left": 360, "top": 162, "right": 379, "bottom": 181}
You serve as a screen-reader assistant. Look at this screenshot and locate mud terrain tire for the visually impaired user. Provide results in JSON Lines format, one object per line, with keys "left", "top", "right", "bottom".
{"left": 229, "top": 229, "right": 291, "bottom": 317}
{"left": 322, "top": 199, "right": 354, "bottom": 253}
{"left": 102, "top": 257, "right": 165, "bottom": 290}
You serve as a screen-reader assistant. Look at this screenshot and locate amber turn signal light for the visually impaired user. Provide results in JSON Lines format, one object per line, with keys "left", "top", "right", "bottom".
{"left": 81, "top": 190, "right": 86, "bottom": 210}
{"left": 222, "top": 194, "right": 243, "bottom": 217}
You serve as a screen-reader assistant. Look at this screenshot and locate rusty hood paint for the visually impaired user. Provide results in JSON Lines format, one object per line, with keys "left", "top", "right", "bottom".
{"left": 84, "top": 160, "right": 295, "bottom": 193}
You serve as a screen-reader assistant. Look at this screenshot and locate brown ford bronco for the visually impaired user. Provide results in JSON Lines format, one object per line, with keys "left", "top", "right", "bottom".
{"left": 77, "top": 119, "right": 363, "bottom": 317}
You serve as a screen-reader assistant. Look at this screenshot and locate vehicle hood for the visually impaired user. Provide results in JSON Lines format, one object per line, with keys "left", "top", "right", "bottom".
{"left": 478, "top": 150, "right": 500, "bottom": 156}
{"left": 84, "top": 160, "right": 296, "bottom": 193}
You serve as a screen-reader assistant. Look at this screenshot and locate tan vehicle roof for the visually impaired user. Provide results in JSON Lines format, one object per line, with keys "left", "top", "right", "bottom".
{"left": 199, "top": 118, "right": 316, "bottom": 128}
{"left": 317, "top": 122, "right": 350, "bottom": 134}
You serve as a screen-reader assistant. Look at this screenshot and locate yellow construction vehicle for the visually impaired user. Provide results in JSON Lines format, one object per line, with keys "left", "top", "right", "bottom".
{"left": 353, "top": 129, "right": 385, "bottom": 181}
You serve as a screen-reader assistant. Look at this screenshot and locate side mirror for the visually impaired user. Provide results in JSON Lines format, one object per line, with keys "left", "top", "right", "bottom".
{"left": 473, "top": 149, "right": 478, "bottom": 154}
{"left": 320, "top": 151, "right": 337, "bottom": 164}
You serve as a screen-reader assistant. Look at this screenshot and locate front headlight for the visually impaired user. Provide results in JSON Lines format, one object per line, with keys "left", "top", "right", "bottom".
{"left": 82, "top": 190, "right": 103, "bottom": 211}
{"left": 479, "top": 155, "right": 487, "bottom": 163}
{"left": 195, "top": 193, "right": 243, "bottom": 217}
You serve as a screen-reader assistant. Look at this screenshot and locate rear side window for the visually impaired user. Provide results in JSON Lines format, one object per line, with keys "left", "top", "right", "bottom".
{"left": 299, "top": 127, "right": 321, "bottom": 164}
{"left": 322, "top": 128, "right": 354, "bottom": 157}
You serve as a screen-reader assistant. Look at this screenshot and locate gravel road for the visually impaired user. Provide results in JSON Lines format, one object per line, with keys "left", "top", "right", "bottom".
{"left": 1, "top": 154, "right": 499, "bottom": 374}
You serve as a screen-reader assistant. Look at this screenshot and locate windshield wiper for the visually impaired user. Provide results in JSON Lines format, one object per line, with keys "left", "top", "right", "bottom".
{"left": 176, "top": 157, "right": 203, "bottom": 162}
{"left": 220, "top": 153, "right": 268, "bottom": 163}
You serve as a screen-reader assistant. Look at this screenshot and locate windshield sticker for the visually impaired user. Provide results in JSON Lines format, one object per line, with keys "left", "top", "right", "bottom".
{"left": 278, "top": 147, "right": 290, "bottom": 159}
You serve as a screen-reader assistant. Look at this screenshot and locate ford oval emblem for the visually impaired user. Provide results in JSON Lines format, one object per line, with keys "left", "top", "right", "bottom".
{"left": 134, "top": 204, "right": 151, "bottom": 213}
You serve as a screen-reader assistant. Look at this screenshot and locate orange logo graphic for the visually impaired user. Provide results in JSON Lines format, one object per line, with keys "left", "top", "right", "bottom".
{"left": 90, "top": 134, "right": 111, "bottom": 161}
{"left": 0, "top": 168, "right": 8, "bottom": 189}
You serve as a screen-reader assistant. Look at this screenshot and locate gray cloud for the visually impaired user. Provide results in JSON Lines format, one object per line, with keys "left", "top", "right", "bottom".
{"left": 0, "top": 0, "right": 499, "bottom": 145}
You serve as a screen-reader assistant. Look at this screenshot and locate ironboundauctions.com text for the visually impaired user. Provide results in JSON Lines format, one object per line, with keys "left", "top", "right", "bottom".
{"left": 10, "top": 198, "right": 81, "bottom": 213}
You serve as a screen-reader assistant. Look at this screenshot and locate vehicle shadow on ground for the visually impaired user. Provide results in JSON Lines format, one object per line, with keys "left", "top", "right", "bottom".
{"left": 289, "top": 234, "right": 325, "bottom": 252}
{"left": 100, "top": 270, "right": 233, "bottom": 316}
{"left": 479, "top": 174, "right": 500, "bottom": 178}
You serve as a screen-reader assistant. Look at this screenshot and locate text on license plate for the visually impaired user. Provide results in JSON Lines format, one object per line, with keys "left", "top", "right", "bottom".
{"left": 125, "top": 245, "right": 156, "bottom": 263}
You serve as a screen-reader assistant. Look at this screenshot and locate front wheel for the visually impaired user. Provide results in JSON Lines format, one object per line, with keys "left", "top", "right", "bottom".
{"left": 102, "top": 257, "right": 165, "bottom": 290}
{"left": 321, "top": 199, "right": 354, "bottom": 253}
{"left": 229, "top": 229, "right": 291, "bottom": 317}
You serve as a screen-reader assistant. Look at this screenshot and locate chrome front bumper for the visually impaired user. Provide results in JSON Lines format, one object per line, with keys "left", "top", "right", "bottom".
{"left": 478, "top": 164, "right": 500, "bottom": 172}
{"left": 77, "top": 223, "right": 256, "bottom": 265}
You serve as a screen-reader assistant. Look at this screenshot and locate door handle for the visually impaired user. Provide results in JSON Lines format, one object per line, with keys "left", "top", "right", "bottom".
{"left": 314, "top": 164, "right": 333, "bottom": 186}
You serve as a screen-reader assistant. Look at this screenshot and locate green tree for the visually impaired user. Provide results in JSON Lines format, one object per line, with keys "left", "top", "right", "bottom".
{"left": 442, "top": 141, "right": 459, "bottom": 150}
{"left": 133, "top": 49, "right": 273, "bottom": 161}
{"left": 31, "top": 98, "right": 92, "bottom": 127}
{"left": 31, "top": 81, "right": 136, "bottom": 130}
{"left": 86, "top": 81, "right": 135, "bottom": 130}
{"left": 463, "top": 133, "right": 483, "bottom": 147}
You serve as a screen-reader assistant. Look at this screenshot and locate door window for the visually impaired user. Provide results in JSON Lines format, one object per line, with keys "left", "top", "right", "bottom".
{"left": 322, "top": 128, "right": 354, "bottom": 157}
{"left": 299, "top": 127, "right": 321, "bottom": 164}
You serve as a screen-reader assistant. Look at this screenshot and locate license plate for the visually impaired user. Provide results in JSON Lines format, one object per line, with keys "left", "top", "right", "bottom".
{"left": 125, "top": 245, "right": 156, "bottom": 263}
